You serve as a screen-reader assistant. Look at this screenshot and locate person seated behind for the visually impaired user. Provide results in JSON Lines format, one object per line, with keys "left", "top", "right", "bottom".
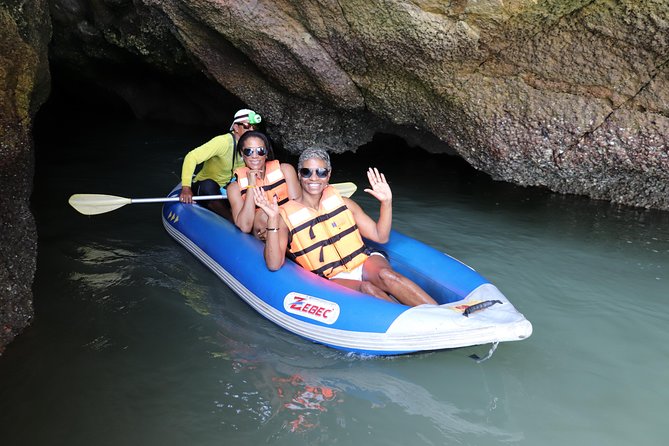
{"left": 226, "top": 131, "right": 301, "bottom": 238}
{"left": 252, "top": 148, "right": 438, "bottom": 307}
{"left": 179, "top": 108, "right": 261, "bottom": 220}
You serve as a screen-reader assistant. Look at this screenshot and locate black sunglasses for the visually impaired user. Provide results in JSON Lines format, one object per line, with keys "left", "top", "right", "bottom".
{"left": 236, "top": 122, "right": 256, "bottom": 130}
{"left": 299, "top": 167, "right": 330, "bottom": 178}
{"left": 242, "top": 146, "right": 268, "bottom": 157}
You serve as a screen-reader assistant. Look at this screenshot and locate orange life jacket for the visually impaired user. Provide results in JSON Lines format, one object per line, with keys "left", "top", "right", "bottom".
{"left": 235, "top": 159, "right": 290, "bottom": 206}
{"left": 280, "top": 186, "right": 368, "bottom": 278}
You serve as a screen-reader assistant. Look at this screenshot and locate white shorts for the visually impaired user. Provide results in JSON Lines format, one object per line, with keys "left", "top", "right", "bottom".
{"left": 330, "top": 252, "right": 385, "bottom": 281}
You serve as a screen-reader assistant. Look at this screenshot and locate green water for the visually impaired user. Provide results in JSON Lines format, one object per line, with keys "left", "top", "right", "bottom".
{"left": 1, "top": 118, "right": 668, "bottom": 446}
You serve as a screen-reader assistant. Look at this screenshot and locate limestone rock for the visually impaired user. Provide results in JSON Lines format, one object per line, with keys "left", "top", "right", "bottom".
{"left": 46, "top": 0, "right": 669, "bottom": 209}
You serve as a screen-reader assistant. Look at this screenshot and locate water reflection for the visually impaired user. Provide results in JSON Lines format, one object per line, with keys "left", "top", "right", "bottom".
{"left": 195, "top": 317, "right": 525, "bottom": 444}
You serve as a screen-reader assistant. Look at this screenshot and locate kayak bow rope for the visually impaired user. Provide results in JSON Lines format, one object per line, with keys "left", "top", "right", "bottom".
{"left": 68, "top": 182, "right": 358, "bottom": 216}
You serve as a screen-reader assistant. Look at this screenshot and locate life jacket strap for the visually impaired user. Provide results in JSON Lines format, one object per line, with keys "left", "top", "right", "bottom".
{"left": 291, "top": 224, "right": 359, "bottom": 259}
{"left": 311, "top": 245, "right": 368, "bottom": 278}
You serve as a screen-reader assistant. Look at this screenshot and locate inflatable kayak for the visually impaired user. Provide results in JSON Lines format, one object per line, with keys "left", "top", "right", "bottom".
{"left": 162, "top": 187, "right": 532, "bottom": 355}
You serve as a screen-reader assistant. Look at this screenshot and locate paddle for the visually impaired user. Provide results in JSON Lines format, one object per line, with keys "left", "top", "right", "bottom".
{"left": 69, "top": 182, "right": 358, "bottom": 215}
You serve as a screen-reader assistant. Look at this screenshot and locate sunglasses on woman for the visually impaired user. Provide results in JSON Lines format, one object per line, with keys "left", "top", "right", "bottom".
{"left": 236, "top": 122, "right": 256, "bottom": 130}
{"left": 299, "top": 167, "right": 330, "bottom": 178}
{"left": 241, "top": 146, "right": 268, "bottom": 157}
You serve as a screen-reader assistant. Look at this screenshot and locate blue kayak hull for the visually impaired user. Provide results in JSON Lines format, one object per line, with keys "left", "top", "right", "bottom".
{"left": 162, "top": 189, "right": 532, "bottom": 355}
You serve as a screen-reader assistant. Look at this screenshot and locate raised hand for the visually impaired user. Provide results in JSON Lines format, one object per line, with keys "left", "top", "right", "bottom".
{"left": 363, "top": 167, "right": 392, "bottom": 203}
{"left": 252, "top": 186, "right": 279, "bottom": 219}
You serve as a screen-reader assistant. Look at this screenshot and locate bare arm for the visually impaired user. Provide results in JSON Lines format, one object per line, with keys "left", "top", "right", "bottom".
{"left": 281, "top": 163, "right": 302, "bottom": 200}
{"left": 227, "top": 181, "right": 257, "bottom": 233}
{"left": 252, "top": 187, "right": 289, "bottom": 270}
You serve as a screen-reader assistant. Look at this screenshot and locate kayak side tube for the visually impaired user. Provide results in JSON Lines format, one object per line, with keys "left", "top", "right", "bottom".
{"left": 162, "top": 195, "right": 532, "bottom": 355}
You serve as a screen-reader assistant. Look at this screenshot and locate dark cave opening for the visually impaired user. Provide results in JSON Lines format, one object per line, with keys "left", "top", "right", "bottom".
{"left": 35, "top": 60, "right": 247, "bottom": 134}
{"left": 32, "top": 58, "right": 501, "bottom": 204}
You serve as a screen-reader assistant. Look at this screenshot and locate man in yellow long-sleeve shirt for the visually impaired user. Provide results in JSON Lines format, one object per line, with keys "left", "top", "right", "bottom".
{"left": 179, "top": 108, "right": 261, "bottom": 219}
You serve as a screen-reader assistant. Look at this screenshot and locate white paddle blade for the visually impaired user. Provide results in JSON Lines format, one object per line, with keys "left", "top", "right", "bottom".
{"left": 68, "top": 194, "right": 132, "bottom": 215}
{"left": 333, "top": 182, "right": 357, "bottom": 198}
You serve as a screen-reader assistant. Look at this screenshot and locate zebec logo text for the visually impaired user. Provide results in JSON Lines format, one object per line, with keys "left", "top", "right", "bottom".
{"left": 283, "top": 293, "right": 341, "bottom": 325}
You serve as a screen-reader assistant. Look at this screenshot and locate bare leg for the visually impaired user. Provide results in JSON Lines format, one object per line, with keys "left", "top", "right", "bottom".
{"left": 330, "top": 278, "right": 395, "bottom": 302}
{"left": 363, "top": 255, "right": 437, "bottom": 306}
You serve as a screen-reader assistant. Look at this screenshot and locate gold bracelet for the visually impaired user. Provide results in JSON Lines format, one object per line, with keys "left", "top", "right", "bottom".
{"left": 266, "top": 227, "right": 280, "bottom": 232}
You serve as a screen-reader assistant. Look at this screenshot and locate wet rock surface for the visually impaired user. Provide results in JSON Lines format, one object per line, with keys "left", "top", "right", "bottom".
{"left": 46, "top": 0, "right": 669, "bottom": 209}
{"left": 0, "top": 0, "right": 51, "bottom": 353}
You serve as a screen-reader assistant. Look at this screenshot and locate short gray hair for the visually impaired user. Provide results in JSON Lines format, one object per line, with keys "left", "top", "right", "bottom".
{"left": 298, "top": 147, "right": 331, "bottom": 170}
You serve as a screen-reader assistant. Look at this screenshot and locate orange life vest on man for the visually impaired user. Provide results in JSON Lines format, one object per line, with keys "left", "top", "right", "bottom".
{"left": 280, "top": 186, "right": 369, "bottom": 278}
{"left": 234, "top": 159, "right": 290, "bottom": 206}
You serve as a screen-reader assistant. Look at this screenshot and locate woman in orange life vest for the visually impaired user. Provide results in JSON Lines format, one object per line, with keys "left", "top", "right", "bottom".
{"left": 252, "top": 147, "right": 437, "bottom": 307}
{"left": 226, "top": 131, "right": 301, "bottom": 238}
